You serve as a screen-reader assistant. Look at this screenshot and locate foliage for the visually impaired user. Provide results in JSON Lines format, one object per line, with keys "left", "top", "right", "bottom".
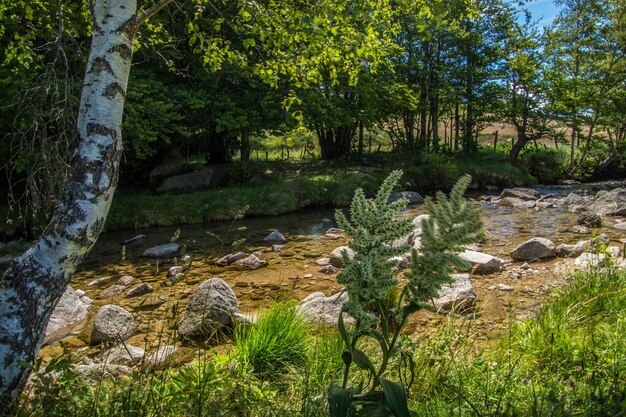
{"left": 234, "top": 302, "right": 311, "bottom": 377}
{"left": 520, "top": 146, "right": 568, "bottom": 183}
{"left": 330, "top": 170, "right": 484, "bottom": 416}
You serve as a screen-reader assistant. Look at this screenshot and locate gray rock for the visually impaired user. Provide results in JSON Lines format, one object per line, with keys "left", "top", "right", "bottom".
{"left": 100, "top": 284, "right": 127, "bottom": 298}
{"left": 272, "top": 245, "right": 285, "bottom": 252}
{"left": 612, "top": 221, "right": 626, "bottom": 231}
{"left": 43, "top": 286, "right": 91, "bottom": 345}
{"left": 75, "top": 363, "right": 132, "bottom": 378}
{"left": 389, "top": 191, "right": 424, "bottom": 204}
{"left": 412, "top": 214, "right": 430, "bottom": 233}
{"left": 325, "top": 228, "right": 344, "bottom": 234}
{"left": 316, "top": 257, "right": 331, "bottom": 266}
{"left": 510, "top": 238, "right": 556, "bottom": 261}
{"left": 177, "top": 278, "right": 239, "bottom": 340}
{"left": 490, "top": 283, "right": 514, "bottom": 291}
{"left": 156, "top": 167, "right": 213, "bottom": 193}
{"left": 148, "top": 345, "right": 178, "bottom": 366}
{"left": 231, "top": 254, "right": 267, "bottom": 270}
{"left": 329, "top": 246, "right": 356, "bottom": 268}
{"left": 458, "top": 250, "right": 506, "bottom": 274}
{"left": 297, "top": 291, "right": 350, "bottom": 324}
{"left": 122, "top": 234, "right": 147, "bottom": 245}
{"left": 577, "top": 212, "right": 602, "bottom": 228}
{"left": 572, "top": 225, "right": 590, "bottom": 234}
{"left": 149, "top": 159, "right": 184, "bottom": 187}
{"left": 435, "top": 274, "right": 476, "bottom": 313}
{"left": 142, "top": 243, "right": 181, "bottom": 258}
{"left": 87, "top": 276, "right": 116, "bottom": 287}
{"left": 264, "top": 231, "right": 287, "bottom": 243}
{"left": 118, "top": 275, "right": 135, "bottom": 286}
{"left": 103, "top": 344, "right": 145, "bottom": 366}
{"left": 556, "top": 241, "right": 589, "bottom": 258}
{"left": 500, "top": 188, "right": 541, "bottom": 201}
{"left": 319, "top": 264, "right": 338, "bottom": 274}
{"left": 499, "top": 197, "right": 535, "bottom": 208}
{"left": 594, "top": 188, "right": 626, "bottom": 216}
{"left": 169, "top": 266, "right": 184, "bottom": 277}
{"left": 563, "top": 192, "right": 594, "bottom": 212}
{"left": 574, "top": 252, "right": 606, "bottom": 268}
{"left": 127, "top": 283, "right": 154, "bottom": 297}
{"left": 216, "top": 251, "right": 247, "bottom": 266}
{"left": 90, "top": 305, "right": 137, "bottom": 344}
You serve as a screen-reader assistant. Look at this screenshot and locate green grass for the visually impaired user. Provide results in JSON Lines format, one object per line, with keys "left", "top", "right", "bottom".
{"left": 233, "top": 302, "right": 312, "bottom": 377}
{"left": 17, "top": 268, "right": 626, "bottom": 416}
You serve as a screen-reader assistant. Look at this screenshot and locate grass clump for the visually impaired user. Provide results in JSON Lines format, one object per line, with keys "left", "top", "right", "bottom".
{"left": 234, "top": 302, "right": 311, "bottom": 377}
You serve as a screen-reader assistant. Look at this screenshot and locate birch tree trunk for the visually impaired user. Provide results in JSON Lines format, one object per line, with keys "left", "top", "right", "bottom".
{"left": 0, "top": 0, "right": 171, "bottom": 413}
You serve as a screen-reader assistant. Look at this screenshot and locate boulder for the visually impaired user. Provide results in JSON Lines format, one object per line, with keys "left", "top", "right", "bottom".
{"left": 231, "top": 254, "right": 267, "bottom": 270}
{"left": 127, "top": 283, "right": 154, "bottom": 297}
{"left": 169, "top": 266, "right": 184, "bottom": 277}
{"left": 594, "top": 188, "right": 626, "bottom": 216}
{"left": 156, "top": 167, "right": 213, "bottom": 193}
{"left": 118, "top": 276, "right": 134, "bottom": 286}
{"left": 510, "top": 238, "right": 556, "bottom": 261}
{"left": 319, "top": 264, "right": 338, "bottom": 274}
{"left": 499, "top": 188, "right": 541, "bottom": 201}
{"left": 389, "top": 191, "right": 424, "bottom": 204}
{"left": 563, "top": 192, "right": 594, "bottom": 212}
{"left": 611, "top": 221, "right": 626, "bottom": 231}
{"left": 325, "top": 228, "right": 344, "bottom": 234}
{"left": 556, "top": 241, "right": 589, "bottom": 258}
{"left": 177, "top": 278, "right": 239, "bottom": 340}
{"left": 216, "top": 251, "right": 248, "bottom": 266}
{"left": 43, "top": 287, "right": 92, "bottom": 345}
{"left": 75, "top": 363, "right": 132, "bottom": 378}
{"left": 577, "top": 212, "right": 602, "bottom": 228}
{"left": 458, "top": 250, "right": 506, "bottom": 274}
{"left": 149, "top": 159, "right": 184, "bottom": 187}
{"left": 103, "top": 344, "right": 145, "bottom": 366}
{"left": 316, "top": 257, "right": 331, "bottom": 266}
{"left": 297, "top": 291, "right": 349, "bottom": 324}
{"left": 329, "top": 246, "right": 356, "bottom": 268}
{"left": 412, "top": 214, "right": 430, "bottom": 233}
{"left": 574, "top": 252, "right": 606, "bottom": 268}
{"left": 264, "top": 231, "right": 287, "bottom": 243}
{"left": 142, "top": 243, "right": 181, "bottom": 258}
{"left": 100, "top": 284, "right": 126, "bottom": 298}
{"left": 147, "top": 345, "right": 178, "bottom": 366}
{"left": 434, "top": 274, "right": 476, "bottom": 313}
{"left": 498, "top": 197, "right": 535, "bottom": 209}
{"left": 87, "top": 276, "right": 116, "bottom": 287}
{"left": 90, "top": 305, "right": 137, "bottom": 344}
{"left": 122, "top": 234, "right": 147, "bottom": 245}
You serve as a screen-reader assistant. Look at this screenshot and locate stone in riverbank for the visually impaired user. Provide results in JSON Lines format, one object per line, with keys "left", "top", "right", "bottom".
{"left": 510, "top": 238, "right": 556, "bottom": 261}
{"left": 499, "top": 188, "right": 541, "bottom": 201}
{"left": 90, "top": 305, "right": 137, "bottom": 344}
{"left": 389, "top": 191, "right": 424, "bottom": 204}
{"left": 297, "top": 291, "right": 349, "bottom": 324}
{"left": 142, "top": 243, "right": 182, "bottom": 258}
{"left": 264, "top": 231, "right": 287, "bottom": 243}
{"left": 594, "top": 188, "right": 626, "bottom": 216}
{"left": 458, "top": 250, "right": 506, "bottom": 274}
{"left": 44, "top": 286, "right": 92, "bottom": 345}
{"left": 127, "top": 283, "right": 154, "bottom": 297}
{"left": 156, "top": 167, "right": 214, "bottom": 193}
{"left": 216, "top": 251, "right": 247, "bottom": 266}
{"left": 103, "top": 344, "right": 145, "bottom": 366}
{"left": 329, "top": 246, "right": 356, "bottom": 268}
{"left": 231, "top": 254, "right": 267, "bottom": 270}
{"left": 434, "top": 274, "right": 476, "bottom": 313}
{"left": 177, "top": 278, "right": 238, "bottom": 340}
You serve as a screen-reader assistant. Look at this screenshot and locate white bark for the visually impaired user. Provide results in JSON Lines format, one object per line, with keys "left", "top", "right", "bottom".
{"left": 0, "top": 0, "right": 140, "bottom": 413}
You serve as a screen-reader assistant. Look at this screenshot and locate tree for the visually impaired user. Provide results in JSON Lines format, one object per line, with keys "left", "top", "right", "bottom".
{"left": 0, "top": 0, "right": 174, "bottom": 413}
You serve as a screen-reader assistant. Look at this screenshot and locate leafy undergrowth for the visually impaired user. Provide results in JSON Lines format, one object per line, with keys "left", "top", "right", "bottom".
{"left": 18, "top": 268, "right": 626, "bottom": 416}
{"left": 102, "top": 152, "right": 534, "bottom": 232}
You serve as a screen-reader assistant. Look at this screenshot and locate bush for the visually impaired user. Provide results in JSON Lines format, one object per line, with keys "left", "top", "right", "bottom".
{"left": 520, "top": 147, "right": 568, "bottom": 184}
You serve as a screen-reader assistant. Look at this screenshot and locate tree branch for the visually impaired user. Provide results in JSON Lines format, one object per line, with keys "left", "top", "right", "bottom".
{"left": 134, "top": 0, "right": 176, "bottom": 31}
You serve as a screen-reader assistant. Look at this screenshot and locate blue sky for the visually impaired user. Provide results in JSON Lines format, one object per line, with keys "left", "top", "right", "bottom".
{"left": 522, "top": 0, "right": 560, "bottom": 27}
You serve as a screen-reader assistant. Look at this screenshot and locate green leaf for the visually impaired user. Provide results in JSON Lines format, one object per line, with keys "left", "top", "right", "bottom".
{"left": 338, "top": 311, "right": 351, "bottom": 349}
{"left": 352, "top": 348, "right": 376, "bottom": 373}
{"left": 329, "top": 385, "right": 353, "bottom": 417}
{"left": 379, "top": 378, "right": 410, "bottom": 417}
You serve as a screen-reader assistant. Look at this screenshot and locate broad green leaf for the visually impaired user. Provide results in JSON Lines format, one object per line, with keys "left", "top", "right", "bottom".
{"left": 329, "top": 385, "right": 353, "bottom": 417}
{"left": 380, "top": 378, "right": 410, "bottom": 417}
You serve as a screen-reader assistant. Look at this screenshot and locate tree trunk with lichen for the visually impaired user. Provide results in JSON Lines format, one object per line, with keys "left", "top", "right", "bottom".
{"left": 0, "top": 0, "right": 146, "bottom": 413}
